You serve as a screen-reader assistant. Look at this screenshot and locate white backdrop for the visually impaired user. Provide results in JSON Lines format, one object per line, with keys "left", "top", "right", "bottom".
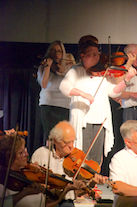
{"left": 0, "top": 0, "right": 137, "bottom": 44}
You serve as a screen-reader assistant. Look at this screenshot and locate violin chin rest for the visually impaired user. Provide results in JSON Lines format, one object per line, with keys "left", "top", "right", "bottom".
{"left": 61, "top": 174, "right": 66, "bottom": 178}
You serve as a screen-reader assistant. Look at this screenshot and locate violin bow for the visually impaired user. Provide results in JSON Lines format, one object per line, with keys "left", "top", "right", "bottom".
{"left": 108, "top": 36, "right": 111, "bottom": 67}
{"left": 0, "top": 124, "right": 19, "bottom": 207}
{"left": 45, "top": 136, "right": 53, "bottom": 203}
{"left": 93, "top": 65, "right": 128, "bottom": 98}
{"left": 73, "top": 118, "right": 107, "bottom": 180}
{"left": 93, "top": 67, "right": 109, "bottom": 97}
{"left": 93, "top": 36, "right": 112, "bottom": 98}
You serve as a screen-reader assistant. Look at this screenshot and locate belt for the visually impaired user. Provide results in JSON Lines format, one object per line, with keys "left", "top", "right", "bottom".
{"left": 59, "top": 199, "right": 74, "bottom": 205}
{"left": 129, "top": 106, "right": 137, "bottom": 110}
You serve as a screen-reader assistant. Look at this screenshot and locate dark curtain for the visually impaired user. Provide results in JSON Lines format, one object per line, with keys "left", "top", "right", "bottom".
{"left": 0, "top": 41, "right": 126, "bottom": 173}
{"left": 0, "top": 67, "right": 44, "bottom": 156}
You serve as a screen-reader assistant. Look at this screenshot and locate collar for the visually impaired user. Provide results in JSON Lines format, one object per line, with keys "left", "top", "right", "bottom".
{"left": 52, "top": 148, "right": 64, "bottom": 161}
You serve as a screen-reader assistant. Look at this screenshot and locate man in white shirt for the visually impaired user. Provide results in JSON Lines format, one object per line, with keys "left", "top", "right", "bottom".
{"left": 31, "top": 121, "right": 107, "bottom": 207}
{"left": 109, "top": 120, "right": 137, "bottom": 207}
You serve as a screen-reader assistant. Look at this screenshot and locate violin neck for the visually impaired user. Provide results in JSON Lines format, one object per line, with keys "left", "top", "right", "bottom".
{"left": 111, "top": 55, "right": 127, "bottom": 58}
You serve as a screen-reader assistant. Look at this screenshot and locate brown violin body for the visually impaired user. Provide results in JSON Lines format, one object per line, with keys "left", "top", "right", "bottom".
{"left": 112, "top": 51, "right": 126, "bottom": 66}
{"left": 63, "top": 148, "right": 101, "bottom": 180}
{"left": 0, "top": 165, "right": 34, "bottom": 191}
{"left": 0, "top": 164, "right": 71, "bottom": 191}
{"left": 22, "top": 164, "right": 72, "bottom": 189}
{"left": 63, "top": 148, "right": 117, "bottom": 191}
{"left": 0, "top": 164, "right": 97, "bottom": 200}
{"left": 100, "top": 51, "right": 126, "bottom": 67}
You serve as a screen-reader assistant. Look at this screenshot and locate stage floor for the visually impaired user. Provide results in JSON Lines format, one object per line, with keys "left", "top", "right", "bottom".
{"left": 74, "top": 184, "right": 114, "bottom": 207}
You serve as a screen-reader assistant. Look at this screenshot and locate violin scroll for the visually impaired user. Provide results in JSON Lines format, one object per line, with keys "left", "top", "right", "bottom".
{"left": 106, "top": 179, "right": 117, "bottom": 190}
{"left": 17, "top": 131, "right": 28, "bottom": 137}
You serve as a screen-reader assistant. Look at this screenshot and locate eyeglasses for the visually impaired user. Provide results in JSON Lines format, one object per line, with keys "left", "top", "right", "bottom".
{"left": 50, "top": 48, "right": 63, "bottom": 54}
{"left": 86, "top": 51, "right": 101, "bottom": 57}
{"left": 61, "top": 139, "right": 76, "bottom": 146}
{"left": 17, "top": 148, "right": 27, "bottom": 157}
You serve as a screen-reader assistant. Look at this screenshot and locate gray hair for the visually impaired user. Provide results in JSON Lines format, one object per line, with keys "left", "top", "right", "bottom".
{"left": 120, "top": 120, "right": 137, "bottom": 140}
{"left": 48, "top": 127, "right": 63, "bottom": 143}
{"left": 48, "top": 120, "right": 72, "bottom": 142}
{"left": 124, "top": 44, "right": 137, "bottom": 55}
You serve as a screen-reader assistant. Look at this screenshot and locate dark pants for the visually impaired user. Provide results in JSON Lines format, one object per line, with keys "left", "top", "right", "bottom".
{"left": 83, "top": 124, "right": 105, "bottom": 165}
{"left": 123, "top": 107, "right": 137, "bottom": 123}
{"left": 40, "top": 105, "right": 69, "bottom": 145}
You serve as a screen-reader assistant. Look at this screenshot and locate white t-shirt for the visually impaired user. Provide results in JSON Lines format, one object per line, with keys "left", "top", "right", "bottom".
{"left": 31, "top": 146, "right": 75, "bottom": 200}
{"left": 109, "top": 147, "right": 137, "bottom": 207}
{"left": 39, "top": 72, "right": 70, "bottom": 109}
{"left": 122, "top": 66, "right": 137, "bottom": 108}
{"left": 59, "top": 63, "right": 121, "bottom": 155}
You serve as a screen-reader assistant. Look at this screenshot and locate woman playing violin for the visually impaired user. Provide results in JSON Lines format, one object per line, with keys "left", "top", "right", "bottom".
{"left": 37, "top": 40, "right": 72, "bottom": 146}
{"left": 0, "top": 131, "right": 46, "bottom": 207}
{"left": 59, "top": 39, "right": 136, "bottom": 166}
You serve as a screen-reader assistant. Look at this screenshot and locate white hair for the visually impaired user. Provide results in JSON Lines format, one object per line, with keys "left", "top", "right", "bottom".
{"left": 48, "top": 120, "right": 72, "bottom": 143}
{"left": 124, "top": 44, "right": 137, "bottom": 55}
{"left": 120, "top": 120, "right": 137, "bottom": 140}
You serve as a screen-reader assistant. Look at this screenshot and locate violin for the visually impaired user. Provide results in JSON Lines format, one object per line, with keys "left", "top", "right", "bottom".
{"left": 63, "top": 148, "right": 117, "bottom": 190}
{"left": 24, "top": 164, "right": 99, "bottom": 200}
{"left": 100, "top": 51, "right": 127, "bottom": 67}
{"left": 92, "top": 65, "right": 127, "bottom": 78}
{"left": 87, "top": 61, "right": 128, "bottom": 78}
{"left": 0, "top": 164, "right": 96, "bottom": 200}
{"left": 63, "top": 148, "right": 100, "bottom": 180}
{"left": 0, "top": 165, "right": 54, "bottom": 199}
{"left": 90, "top": 49, "right": 131, "bottom": 78}
{"left": 21, "top": 163, "right": 72, "bottom": 189}
{"left": 40, "top": 57, "right": 60, "bottom": 75}
{"left": 0, "top": 163, "right": 83, "bottom": 190}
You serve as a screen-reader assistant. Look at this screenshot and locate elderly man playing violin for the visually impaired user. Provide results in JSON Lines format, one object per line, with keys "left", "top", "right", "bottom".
{"left": 0, "top": 130, "right": 87, "bottom": 207}
{"left": 109, "top": 120, "right": 137, "bottom": 207}
{"left": 31, "top": 120, "right": 108, "bottom": 207}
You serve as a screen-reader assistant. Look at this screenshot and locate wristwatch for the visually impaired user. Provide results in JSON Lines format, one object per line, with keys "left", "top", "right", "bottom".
{"left": 124, "top": 79, "right": 130, "bottom": 86}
